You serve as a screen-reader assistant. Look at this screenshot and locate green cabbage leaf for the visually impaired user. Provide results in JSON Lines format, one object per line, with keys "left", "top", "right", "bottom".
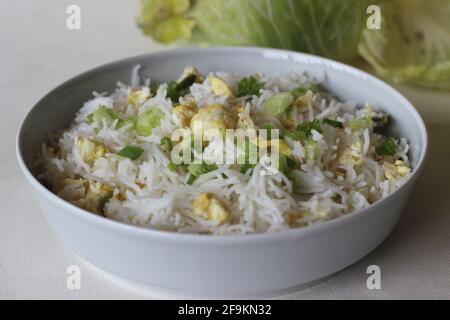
{"left": 137, "top": 0, "right": 370, "bottom": 62}
{"left": 137, "top": 0, "right": 450, "bottom": 90}
{"left": 359, "top": 0, "right": 450, "bottom": 90}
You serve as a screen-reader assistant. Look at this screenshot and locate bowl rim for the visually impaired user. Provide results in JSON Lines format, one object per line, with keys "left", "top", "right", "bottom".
{"left": 16, "top": 46, "right": 428, "bottom": 244}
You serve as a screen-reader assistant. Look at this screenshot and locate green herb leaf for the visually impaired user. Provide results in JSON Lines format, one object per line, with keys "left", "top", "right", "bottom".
{"left": 237, "top": 76, "right": 265, "bottom": 97}
{"left": 117, "top": 145, "right": 144, "bottom": 160}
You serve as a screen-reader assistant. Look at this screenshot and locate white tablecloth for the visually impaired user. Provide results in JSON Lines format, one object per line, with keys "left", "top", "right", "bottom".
{"left": 1, "top": 0, "right": 449, "bottom": 299}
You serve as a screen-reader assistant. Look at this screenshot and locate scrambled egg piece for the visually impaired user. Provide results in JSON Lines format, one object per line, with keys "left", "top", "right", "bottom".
{"left": 287, "top": 211, "right": 307, "bottom": 226}
{"left": 75, "top": 137, "right": 110, "bottom": 164}
{"left": 234, "top": 104, "right": 245, "bottom": 113}
{"left": 192, "top": 192, "right": 229, "bottom": 223}
{"left": 208, "top": 76, "right": 234, "bottom": 97}
{"left": 339, "top": 139, "right": 363, "bottom": 166}
{"left": 63, "top": 178, "right": 112, "bottom": 214}
{"left": 172, "top": 101, "right": 197, "bottom": 127}
{"left": 127, "top": 87, "right": 151, "bottom": 106}
{"left": 190, "top": 103, "right": 237, "bottom": 140}
{"left": 178, "top": 66, "right": 204, "bottom": 83}
{"left": 334, "top": 168, "right": 346, "bottom": 178}
{"left": 253, "top": 138, "right": 292, "bottom": 157}
{"left": 382, "top": 160, "right": 411, "bottom": 181}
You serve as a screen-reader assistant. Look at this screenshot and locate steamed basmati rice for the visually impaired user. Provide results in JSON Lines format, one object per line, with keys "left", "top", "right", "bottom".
{"left": 35, "top": 66, "right": 413, "bottom": 235}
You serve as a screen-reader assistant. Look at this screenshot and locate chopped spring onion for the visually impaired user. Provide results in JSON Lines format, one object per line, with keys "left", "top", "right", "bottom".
{"left": 238, "top": 139, "right": 257, "bottom": 174}
{"left": 291, "top": 84, "right": 319, "bottom": 98}
{"left": 86, "top": 106, "right": 119, "bottom": 124}
{"left": 323, "top": 118, "right": 343, "bottom": 128}
{"left": 150, "top": 83, "right": 159, "bottom": 95}
{"left": 303, "top": 119, "right": 323, "bottom": 134}
{"left": 266, "top": 153, "right": 295, "bottom": 178}
{"left": 136, "top": 107, "right": 164, "bottom": 136}
{"left": 372, "top": 112, "right": 390, "bottom": 127}
{"left": 285, "top": 104, "right": 293, "bottom": 115}
{"left": 263, "top": 92, "right": 294, "bottom": 116}
{"left": 167, "top": 74, "right": 196, "bottom": 102}
{"left": 237, "top": 76, "right": 264, "bottom": 97}
{"left": 160, "top": 136, "right": 173, "bottom": 152}
{"left": 270, "top": 153, "right": 288, "bottom": 174}
{"left": 187, "top": 162, "right": 218, "bottom": 177}
{"left": 167, "top": 161, "right": 179, "bottom": 171}
{"left": 177, "top": 74, "right": 197, "bottom": 91}
{"left": 261, "top": 123, "right": 277, "bottom": 140}
{"left": 305, "top": 138, "right": 319, "bottom": 160}
{"left": 117, "top": 145, "right": 144, "bottom": 160}
{"left": 87, "top": 107, "right": 137, "bottom": 131}
{"left": 116, "top": 116, "right": 137, "bottom": 130}
{"left": 283, "top": 119, "right": 322, "bottom": 141}
{"left": 166, "top": 81, "right": 180, "bottom": 102}
{"left": 348, "top": 117, "right": 372, "bottom": 131}
{"left": 376, "top": 138, "right": 397, "bottom": 156}
{"left": 187, "top": 174, "right": 197, "bottom": 185}
{"left": 239, "top": 163, "right": 255, "bottom": 174}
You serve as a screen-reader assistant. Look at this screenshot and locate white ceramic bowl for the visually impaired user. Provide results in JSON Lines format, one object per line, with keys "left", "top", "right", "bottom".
{"left": 17, "top": 47, "right": 427, "bottom": 298}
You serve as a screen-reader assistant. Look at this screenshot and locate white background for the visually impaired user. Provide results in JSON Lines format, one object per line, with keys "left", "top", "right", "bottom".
{"left": 1, "top": 0, "right": 449, "bottom": 299}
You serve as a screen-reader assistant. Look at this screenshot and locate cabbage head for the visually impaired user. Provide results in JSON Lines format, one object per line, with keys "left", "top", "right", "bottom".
{"left": 359, "top": 0, "right": 450, "bottom": 90}
{"left": 137, "top": 0, "right": 450, "bottom": 90}
{"left": 137, "top": 0, "right": 371, "bottom": 62}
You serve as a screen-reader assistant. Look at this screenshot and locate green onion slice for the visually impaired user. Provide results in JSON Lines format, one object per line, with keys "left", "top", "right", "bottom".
{"left": 376, "top": 138, "right": 397, "bottom": 156}
{"left": 117, "top": 145, "right": 144, "bottom": 160}
{"left": 136, "top": 107, "right": 164, "bottom": 136}
{"left": 323, "top": 118, "right": 343, "bottom": 128}
{"left": 160, "top": 136, "right": 173, "bottom": 152}
{"left": 263, "top": 92, "right": 294, "bottom": 116}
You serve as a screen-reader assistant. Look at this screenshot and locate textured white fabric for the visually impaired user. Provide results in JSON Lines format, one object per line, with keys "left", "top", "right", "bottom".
{"left": 1, "top": 0, "right": 449, "bottom": 299}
